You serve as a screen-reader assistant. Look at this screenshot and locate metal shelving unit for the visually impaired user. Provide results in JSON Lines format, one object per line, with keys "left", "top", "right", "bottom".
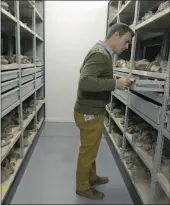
{"left": 105, "top": 1, "right": 170, "bottom": 204}
{"left": 1, "top": 0, "right": 45, "bottom": 202}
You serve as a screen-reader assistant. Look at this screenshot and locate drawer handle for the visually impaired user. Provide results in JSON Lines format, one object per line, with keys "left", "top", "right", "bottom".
{"left": 1, "top": 88, "right": 19, "bottom": 98}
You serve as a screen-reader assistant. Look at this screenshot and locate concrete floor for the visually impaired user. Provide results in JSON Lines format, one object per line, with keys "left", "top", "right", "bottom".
{"left": 11, "top": 122, "right": 133, "bottom": 204}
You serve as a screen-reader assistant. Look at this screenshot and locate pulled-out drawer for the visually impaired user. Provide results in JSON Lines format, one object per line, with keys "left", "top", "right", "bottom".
{"left": 36, "top": 66, "right": 43, "bottom": 72}
{"left": 22, "top": 68, "right": 35, "bottom": 77}
{"left": 21, "top": 80, "right": 35, "bottom": 97}
{"left": 131, "top": 79, "right": 165, "bottom": 92}
{"left": 129, "top": 92, "right": 161, "bottom": 124}
{"left": 36, "top": 77, "right": 43, "bottom": 87}
{"left": 131, "top": 91, "right": 163, "bottom": 104}
{"left": 21, "top": 75, "right": 34, "bottom": 84}
{"left": 36, "top": 71, "right": 43, "bottom": 78}
{"left": 1, "top": 70, "right": 19, "bottom": 82}
{"left": 1, "top": 79, "right": 19, "bottom": 93}
{"left": 114, "top": 89, "right": 128, "bottom": 101}
{"left": 1, "top": 88, "right": 19, "bottom": 111}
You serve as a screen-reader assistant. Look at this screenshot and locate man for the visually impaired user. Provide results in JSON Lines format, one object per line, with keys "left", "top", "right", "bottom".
{"left": 74, "top": 23, "right": 134, "bottom": 200}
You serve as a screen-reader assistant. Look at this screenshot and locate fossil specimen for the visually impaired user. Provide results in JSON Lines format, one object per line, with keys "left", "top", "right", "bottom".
{"left": 1, "top": 56, "right": 8, "bottom": 65}
{"left": 156, "top": 1, "right": 169, "bottom": 13}
{"left": 1, "top": 158, "right": 14, "bottom": 183}
{"left": 116, "top": 59, "right": 127, "bottom": 69}
{"left": 135, "top": 59, "right": 150, "bottom": 71}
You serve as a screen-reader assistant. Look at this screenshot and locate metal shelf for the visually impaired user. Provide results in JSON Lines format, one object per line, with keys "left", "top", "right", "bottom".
{"left": 1, "top": 7, "right": 17, "bottom": 23}
{"left": 107, "top": 1, "right": 170, "bottom": 203}
{"left": 111, "top": 114, "right": 124, "bottom": 133}
{"left": 136, "top": 7, "right": 170, "bottom": 30}
{"left": 119, "top": 1, "right": 136, "bottom": 24}
{"left": 108, "top": 13, "right": 117, "bottom": 26}
{"left": 35, "top": 33, "right": 43, "bottom": 42}
{"left": 1, "top": 130, "right": 21, "bottom": 163}
{"left": 1, "top": 0, "right": 45, "bottom": 203}
{"left": 1, "top": 119, "right": 44, "bottom": 202}
{"left": 110, "top": 114, "right": 153, "bottom": 171}
{"left": 105, "top": 124, "right": 151, "bottom": 204}
{"left": 114, "top": 67, "right": 130, "bottom": 73}
{"left": 35, "top": 7, "right": 43, "bottom": 21}
{"left": 20, "top": 21, "right": 34, "bottom": 36}
{"left": 157, "top": 173, "right": 170, "bottom": 198}
{"left": 112, "top": 90, "right": 128, "bottom": 105}
{"left": 131, "top": 70, "right": 167, "bottom": 80}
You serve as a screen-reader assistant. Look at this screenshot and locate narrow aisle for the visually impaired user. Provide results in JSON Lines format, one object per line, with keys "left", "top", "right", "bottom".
{"left": 11, "top": 123, "right": 133, "bottom": 204}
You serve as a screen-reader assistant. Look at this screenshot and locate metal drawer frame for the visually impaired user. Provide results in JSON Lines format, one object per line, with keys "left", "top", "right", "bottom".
{"left": 1, "top": 70, "right": 19, "bottom": 82}
{"left": 1, "top": 88, "right": 20, "bottom": 111}
{"left": 21, "top": 75, "right": 34, "bottom": 85}
{"left": 21, "top": 68, "right": 36, "bottom": 77}
{"left": 21, "top": 80, "right": 35, "bottom": 97}
{"left": 1, "top": 79, "right": 19, "bottom": 93}
{"left": 130, "top": 79, "right": 165, "bottom": 92}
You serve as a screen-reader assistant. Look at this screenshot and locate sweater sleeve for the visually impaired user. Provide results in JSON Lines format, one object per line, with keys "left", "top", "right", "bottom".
{"left": 79, "top": 52, "right": 116, "bottom": 92}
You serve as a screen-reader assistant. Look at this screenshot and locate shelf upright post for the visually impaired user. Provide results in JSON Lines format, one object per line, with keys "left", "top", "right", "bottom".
{"left": 8, "top": 34, "right": 13, "bottom": 57}
{"left": 107, "top": 1, "right": 118, "bottom": 123}
{"left": 149, "top": 51, "right": 170, "bottom": 203}
{"left": 43, "top": 1, "right": 45, "bottom": 120}
{"left": 118, "top": 1, "right": 122, "bottom": 13}
{"left": 129, "top": 1, "right": 139, "bottom": 71}
{"left": 15, "top": 0, "right": 24, "bottom": 158}
{"left": 121, "top": 1, "right": 140, "bottom": 159}
{"left": 108, "top": 94, "right": 113, "bottom": 134}
{"left": 106, "top": 1, "right": 110, "bottom": 36}
{"left": 161, "top": 31, "right": 169, "bottom": 59}
{"left": 0, "top": 0, "right": 1, "bottom": 151}
{"left": 32, "top": 4, "right": 37, "bottom": 132}
{"left": 113, "top": 1, "right": 121, "bottom": 68}
{"left": 121, "top": 92, "right": 128, "bottom": 159}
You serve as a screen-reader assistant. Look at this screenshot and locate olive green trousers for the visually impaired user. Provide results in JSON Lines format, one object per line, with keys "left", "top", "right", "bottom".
{"left": 74, "top": 111, "right": 104, "bottom": 191}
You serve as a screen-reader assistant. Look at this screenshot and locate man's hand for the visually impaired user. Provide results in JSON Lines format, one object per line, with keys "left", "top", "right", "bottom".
{"left": 117, "top": 77, "right": 135, "bottom": 90}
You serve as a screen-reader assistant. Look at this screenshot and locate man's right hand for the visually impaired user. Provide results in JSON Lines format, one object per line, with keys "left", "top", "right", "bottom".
{"left": 117, "top": 77, "right": 134, "bottom": 90}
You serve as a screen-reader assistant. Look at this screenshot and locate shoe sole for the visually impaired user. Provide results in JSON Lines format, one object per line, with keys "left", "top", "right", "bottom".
{"left": 76, "top": 191, "right": 105, "bottom": 200}
{"left": 91, "top": 179, "right": 109, "bottom": 186}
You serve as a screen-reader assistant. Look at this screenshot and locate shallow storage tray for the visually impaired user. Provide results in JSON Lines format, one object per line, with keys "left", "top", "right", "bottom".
{"left": 21, "top": 68, "right": 35, "bottom": 77}
{"left": 1, "top": 70, "right": 19, "bottom": 82}
{"left": 36, "top": 77, "right": 43, "bottom": 87}
{"left": 1, "top": 63, "right": 19, "bottom": 71}
{"left": 36, "top": 66, "right": 43, "bottom": 72}
{"left": 129, "top": 92, "right": 161, "bottom": 124}
{"left": 1, "top": 88, "right": 19, "bottom": 111}
{"left": 1, "top": 79, "right": 19, "bottom": 93}
{"left": 36, "top": 71, "right": 42, "bottom": 78}
{"left": 21, "top": 80, "right": 35, "bottom": 97}
{"left": 21, "top": 75, "right": 34, "bottom": 85}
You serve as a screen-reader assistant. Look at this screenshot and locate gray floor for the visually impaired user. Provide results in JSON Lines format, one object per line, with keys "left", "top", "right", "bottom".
{"left": 11, "top": 122, "right": 133, "bottom": 204}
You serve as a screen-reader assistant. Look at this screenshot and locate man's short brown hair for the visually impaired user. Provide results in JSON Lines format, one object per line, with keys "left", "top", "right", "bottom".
{"left": 106, "top": 23, "right": 134, "bottom": 39}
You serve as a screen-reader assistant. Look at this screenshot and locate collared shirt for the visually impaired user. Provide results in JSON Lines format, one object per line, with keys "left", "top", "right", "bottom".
{"left": 98, "top": 40, "right": 114, "bottom": 57}
{"left": 98, "top": 40, "right": 117, "bottom": 89}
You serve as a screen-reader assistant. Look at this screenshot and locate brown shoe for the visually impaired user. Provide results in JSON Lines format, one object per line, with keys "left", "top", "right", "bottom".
{"left": 90, "top": 176, "right": 109, "bottom": 186}
{"left": 76, "top": 187, "right": 105, "bottom": 200}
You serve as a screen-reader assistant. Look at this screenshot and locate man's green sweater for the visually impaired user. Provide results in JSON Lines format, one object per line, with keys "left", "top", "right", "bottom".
{"left": 74, "top": 42, "right": 116, "bottom": 115}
